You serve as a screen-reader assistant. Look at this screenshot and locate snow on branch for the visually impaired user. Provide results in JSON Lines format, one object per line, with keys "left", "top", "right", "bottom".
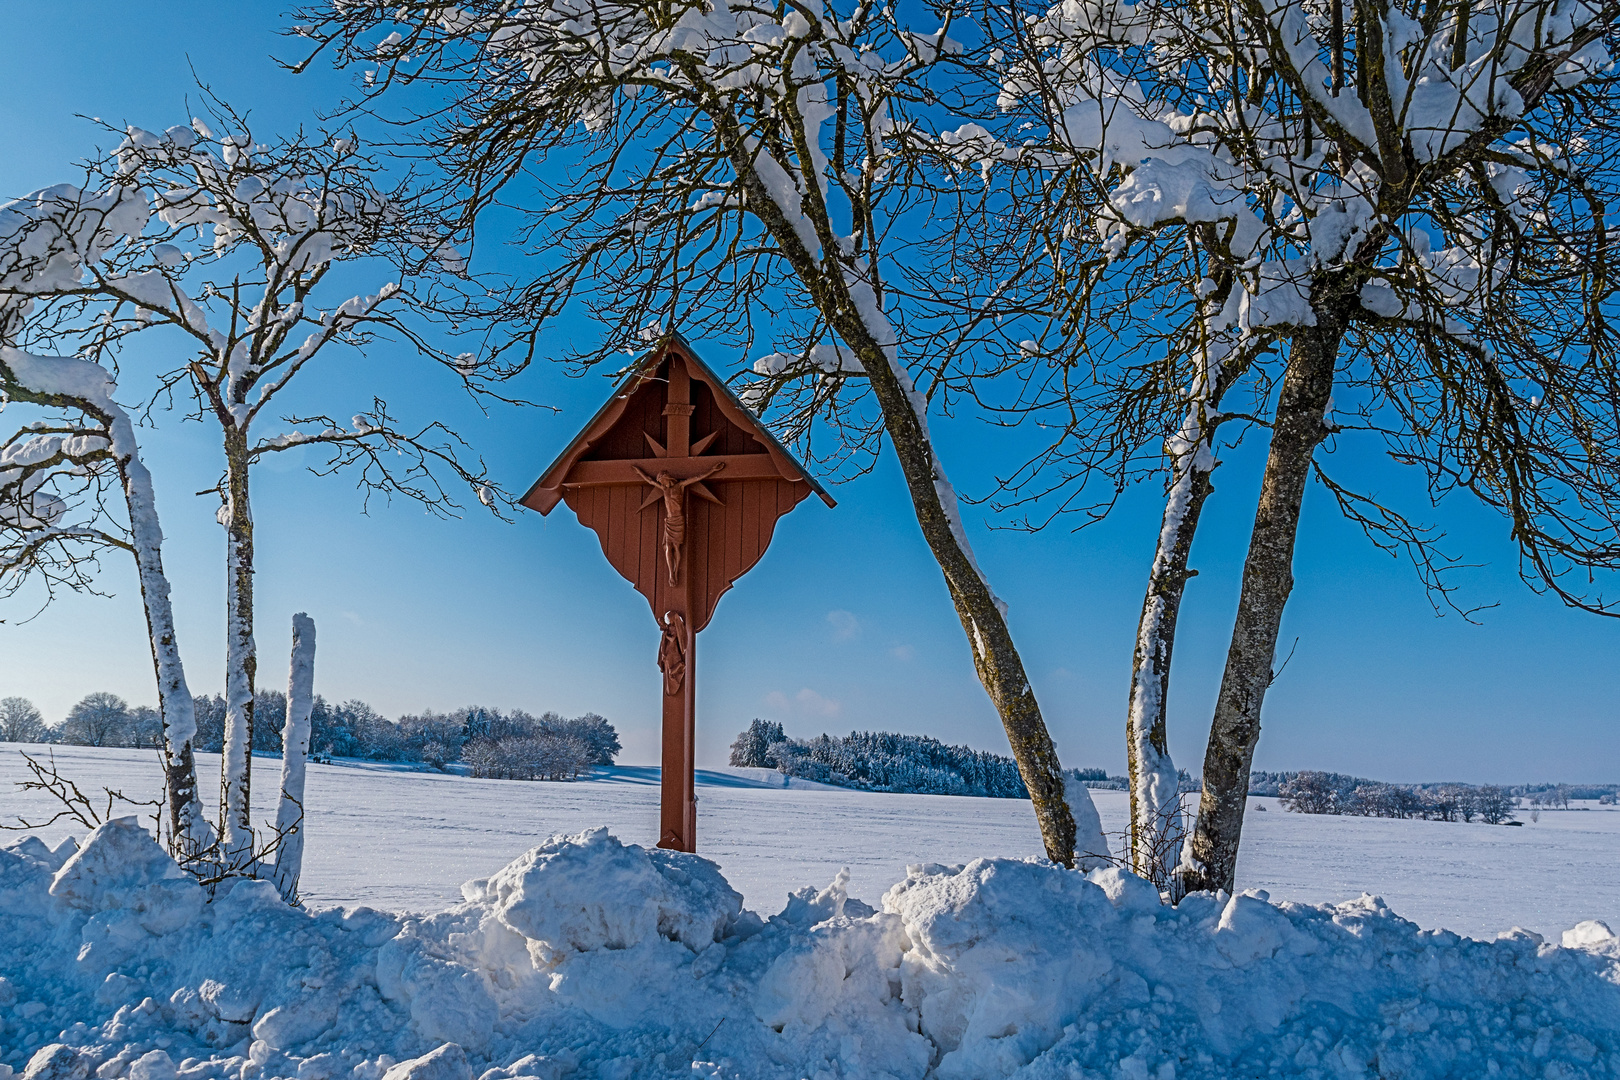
{"left": 987, "top": 0, "right": 1620, "bottom": 611}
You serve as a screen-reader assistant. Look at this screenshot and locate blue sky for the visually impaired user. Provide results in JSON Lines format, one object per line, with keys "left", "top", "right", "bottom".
{"left": 2, "top": 3, "right": 1615, "bottom": 783}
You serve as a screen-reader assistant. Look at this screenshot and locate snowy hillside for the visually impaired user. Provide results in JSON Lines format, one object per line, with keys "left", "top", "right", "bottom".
{"left": 4, "top": 812, "right": 1620, "bottom": 1080}
{"left": 3, "top": 744, "right": 1616, "bottom": 941}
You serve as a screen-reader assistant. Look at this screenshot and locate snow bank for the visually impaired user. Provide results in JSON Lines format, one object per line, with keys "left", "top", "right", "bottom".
{"left": 4, "top": 823, "right": 1619, "bottom": 1080}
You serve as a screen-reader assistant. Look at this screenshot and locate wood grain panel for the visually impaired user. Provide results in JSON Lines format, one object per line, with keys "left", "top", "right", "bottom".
{"left": 547, "top": 345, "right": 820, "bottom": 630}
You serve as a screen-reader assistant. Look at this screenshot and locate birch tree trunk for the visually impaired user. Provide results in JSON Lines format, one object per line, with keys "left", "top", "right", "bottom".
{"left": 1181, "top": 321, "right": 1340, "bottom": 895}
{"left": 1125, "top": 401, "right": 1215, "bottom": 883}
{"left": 116, "top": 428, "right": 213, "bottom": 858}
{"left": 273, "top": 613, "right": 316, "bottom": 902}
{"left": 220, "top": 427, "right": 257, "bottom": 866}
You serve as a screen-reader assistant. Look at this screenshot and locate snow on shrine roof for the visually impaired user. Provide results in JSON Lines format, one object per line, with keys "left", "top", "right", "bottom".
{"left": 521, "top": 332, "right": 835, "bottom": 513}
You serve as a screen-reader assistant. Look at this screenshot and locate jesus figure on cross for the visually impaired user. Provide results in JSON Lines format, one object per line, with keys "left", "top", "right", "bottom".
{"left": 634, "top": 461, "right": 726, "bottom": 584}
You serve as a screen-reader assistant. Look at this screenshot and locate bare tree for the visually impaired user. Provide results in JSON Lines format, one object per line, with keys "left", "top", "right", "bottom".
{"left": 997, "top": 0, "right": 1620, "bottom": 892}
{"left": 1280, "top": 772, "right": 1339, "bottom": 815}
{"left": 293, "top": 0, "right": 1089, "bottom": 862}
{"left": 60, "top": 692, "right": 132, "bottom": 747}
{"left": 6, "top": 110, "right": 517, "bottom": 869}
{"left": 1478, "top": 786, "right": 1515, "bottom": 824}
{"left": 0, "top": 697, "right": 46, "bottom": 742}
{"left": 1, "top": 182, "right": 213, "bottom": 854}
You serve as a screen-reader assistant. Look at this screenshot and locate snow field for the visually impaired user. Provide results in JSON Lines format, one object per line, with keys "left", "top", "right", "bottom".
{"left": 3, "top": 814, "right": 1620, "bottom": 1080}
{"left": 3, "top": 745, "right": 1617, "bottom": 941}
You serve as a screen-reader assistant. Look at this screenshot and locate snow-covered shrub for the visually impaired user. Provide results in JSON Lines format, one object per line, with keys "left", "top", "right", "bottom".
{"left": 388, "top": 706, "right": 621, "bottom": 770}
{"left": 462, "top": 733, "right": 591, "bottom": 781}
{"left": 420, "top": 740, "right": 455, "bottom": 771}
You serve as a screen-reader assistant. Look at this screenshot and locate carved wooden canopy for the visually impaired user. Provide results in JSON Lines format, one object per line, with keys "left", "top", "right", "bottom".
{"left": 522, "top": 334, "right": 834, "bottom": 633}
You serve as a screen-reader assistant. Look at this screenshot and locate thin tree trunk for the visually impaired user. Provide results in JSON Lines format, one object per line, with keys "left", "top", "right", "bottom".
{"left": 1127, "top": 290, "right": 1243, "bottom": 887}
{"left": 220, "top": 427, "right": 257, "bottom": 867}
{"left": 860, "top": 347, "right": 1077, "bottom": 865}
{"left": 712, "top": 107, "right": 1079, "bottom": 865}
{"left": 1125, "top": 396, "right": 1216, "bottom": 884}
{"left": 114, "top": 422, "right": 213, "bottom": 858}
{"left": 273, "top": 613, "right": 316, "bottom": 902}
{"left": 1181, "top": 322, "right": 1340, "bottom": 895}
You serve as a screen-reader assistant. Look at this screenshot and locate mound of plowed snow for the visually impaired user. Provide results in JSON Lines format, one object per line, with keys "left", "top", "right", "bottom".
{"left": 3, "top": 821, "right": 1618, "bottom": 1079}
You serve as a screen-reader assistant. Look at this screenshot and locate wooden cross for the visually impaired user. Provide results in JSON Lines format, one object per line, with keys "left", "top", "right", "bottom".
{"left": 522, "top": 335, "right": 833, "bottom": 851}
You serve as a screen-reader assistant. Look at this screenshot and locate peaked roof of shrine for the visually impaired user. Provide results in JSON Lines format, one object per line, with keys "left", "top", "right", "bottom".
{"left": 521, "top": 332, "right": 835, "bottom": 514}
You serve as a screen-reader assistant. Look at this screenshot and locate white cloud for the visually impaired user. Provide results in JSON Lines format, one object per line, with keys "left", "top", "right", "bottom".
{"left": 795, "top": 687, "right": 841, "bottom": 717}
{"left": 889, "top": 643, "right": 916, "bottom": 662}
{"left": 826, "top": 609, "right": 860, "bottom": 641}
{"left": 763, "top": 687, "right": 843, "bottom": 719}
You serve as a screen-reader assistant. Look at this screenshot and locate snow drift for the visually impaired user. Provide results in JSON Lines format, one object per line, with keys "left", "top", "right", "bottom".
{"left": 3, "top": 821, "right": 1619, "bottom": 1080}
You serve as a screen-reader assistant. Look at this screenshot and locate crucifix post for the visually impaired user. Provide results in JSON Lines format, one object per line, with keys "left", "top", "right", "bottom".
{"left": 658, "top": 362, "right": 699, "bottom": 851}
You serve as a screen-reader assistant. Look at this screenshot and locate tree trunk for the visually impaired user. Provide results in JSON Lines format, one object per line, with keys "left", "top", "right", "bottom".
{"left": 220, "top": 426, "right": 257, "bottom": 867}
{"left": 1126, "top": 319, "right": 1248, "bottom": 887}
{"left": 714, "top": 108, "right": 1079, "bottom": 865}
{"left": 1125, "top": 402, "right": 1215, "bottom": 885}
{"left": 1181, "top": 321, "right": 1340, "bottom": 895}
{"left": 859, "top": 345, "right": 1077, "bottom": 865}
{"left": 114, "top": 427, "right": 213, "bottom": 859}
{"left": 273, "top": 613, "right": 316, "bottom": 902}
{"left": 0, "top": 350, "right": 213, "bottom": 857}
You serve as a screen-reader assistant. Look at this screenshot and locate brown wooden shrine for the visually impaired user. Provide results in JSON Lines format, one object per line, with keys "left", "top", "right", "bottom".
{"left": 522, "top": 334, "right": 833, "bottom": 852}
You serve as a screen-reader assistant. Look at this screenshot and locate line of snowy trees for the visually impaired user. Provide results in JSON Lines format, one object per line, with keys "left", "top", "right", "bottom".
{"left": 1254, "top": 770, "right": 1619, "bottom": 803}
{"left": 729, "top": 719, "right": 1107, "bottom": 799}
{"left": 0, "top": 694, "right": 618, "bottom": 775}
{"left": 1278, "top": 771, "right": 1518, "bottom": 823}
{"left": 0, "top": 693, "right": 162, "bottom": 748}
{"left": 427, "top": 707, "right": 621, "bottom": 780}
{"left": 1518, "top": 783, "right": 1620, "bottom": 806}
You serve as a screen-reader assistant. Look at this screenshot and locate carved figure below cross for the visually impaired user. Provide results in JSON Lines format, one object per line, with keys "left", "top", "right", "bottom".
{"left": 657, "top": 610, "right": 688, "bottom": 695}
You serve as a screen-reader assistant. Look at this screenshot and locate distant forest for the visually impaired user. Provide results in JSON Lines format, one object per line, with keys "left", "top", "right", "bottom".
{"left": 728, "top": 719, "right": 1117, "bottom": 799}
{"left": 1252, "top": 770, "right": 1620, "bottom": 818}
{"left": 0, "top": 693, "right": 619, "bottom": 780}
{"left": 7, "top": 696, "right": 1615, "bottom": 803}
{"left": 725, "top": 720, "right": 1619, "bottom": 805}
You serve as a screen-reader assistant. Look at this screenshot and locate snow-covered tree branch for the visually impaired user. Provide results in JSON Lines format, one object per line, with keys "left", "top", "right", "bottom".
{"left": 2, "top": 106, "right": 523, "bottom": 876}
{"left": 0, "top": 185, "right": 214, "bottom": 858}
{"left": 996, "top": 0, "right": 1620, "bottom": 892}
{"left": 296, "top": 0, "right": 1092, "bottom": 863}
